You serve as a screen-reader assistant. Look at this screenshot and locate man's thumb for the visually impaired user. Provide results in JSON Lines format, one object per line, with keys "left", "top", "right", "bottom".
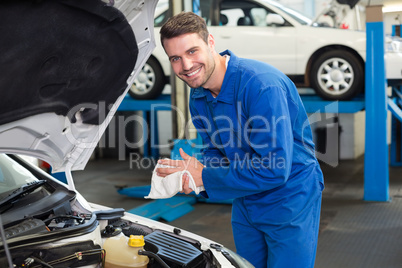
{"left": 180, "top": 148, "right": 190, "bottom": 160}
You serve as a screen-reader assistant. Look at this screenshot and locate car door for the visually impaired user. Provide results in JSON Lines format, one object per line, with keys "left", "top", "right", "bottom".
{"left": 207, "top": 0, "right": 297, "bottom": 74}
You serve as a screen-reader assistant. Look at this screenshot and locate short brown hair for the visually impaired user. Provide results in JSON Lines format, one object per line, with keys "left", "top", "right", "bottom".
{"left": 160, "top": 12, "right": 209, "bottom": 48}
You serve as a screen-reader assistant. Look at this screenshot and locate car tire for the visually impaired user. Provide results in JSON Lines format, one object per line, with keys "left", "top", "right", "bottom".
{"left": 128, "top": 57, "right": 166, "bottom": 100}
{"left": 310, "top": 50, "right": 364, "bottom": 101}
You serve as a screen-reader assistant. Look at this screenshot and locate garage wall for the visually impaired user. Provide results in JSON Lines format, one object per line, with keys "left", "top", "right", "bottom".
{"left": 384, "top": 12, "right": 402, "bottom": 35}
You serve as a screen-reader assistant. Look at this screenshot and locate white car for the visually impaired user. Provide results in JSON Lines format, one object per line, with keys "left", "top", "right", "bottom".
{"left": 0, "top": 0, "right": 252, "bottom": 267}
{"left": 129, "top": 0, "right": 402, "bottom": 101}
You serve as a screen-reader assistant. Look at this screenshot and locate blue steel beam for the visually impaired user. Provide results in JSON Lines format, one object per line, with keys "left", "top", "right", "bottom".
{"left": 388, "top": 97, "right": 402, "bottom": 122}
{"left": 364, "top": 6, "right": 389, "bottom": 202}
{"left": 300, "top": 94, "right": 365, "bottom": 113}
{"left": 118, "top": 94, "right": 171, "bottom": 158}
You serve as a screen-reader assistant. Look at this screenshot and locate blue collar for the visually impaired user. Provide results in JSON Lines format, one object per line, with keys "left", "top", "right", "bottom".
{"left": 191, "top": 50, "right": 238, "bottom": 105}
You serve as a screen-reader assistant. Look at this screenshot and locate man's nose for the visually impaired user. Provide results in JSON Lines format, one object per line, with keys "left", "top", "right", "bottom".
{"left": 181, "top": 57, "right": 192, "bottom": 71}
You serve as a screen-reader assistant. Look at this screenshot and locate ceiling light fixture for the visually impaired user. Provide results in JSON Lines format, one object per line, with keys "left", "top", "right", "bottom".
{"left": 383, "top": 5, "right": 402, "bottom": 13}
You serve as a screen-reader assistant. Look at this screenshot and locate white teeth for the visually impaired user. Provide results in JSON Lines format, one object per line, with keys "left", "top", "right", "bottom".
{"left": 186, "top": 67, "right": 201, "bottom": 77}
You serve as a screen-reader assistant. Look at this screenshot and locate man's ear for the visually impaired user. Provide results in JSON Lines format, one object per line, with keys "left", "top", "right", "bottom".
{"left": 208, "top": 34, "right": 215, "bottom": 50}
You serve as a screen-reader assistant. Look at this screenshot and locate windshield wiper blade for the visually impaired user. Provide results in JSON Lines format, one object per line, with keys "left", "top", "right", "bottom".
{"left": 0, "top": 180, "right": 46, "bottom": 210}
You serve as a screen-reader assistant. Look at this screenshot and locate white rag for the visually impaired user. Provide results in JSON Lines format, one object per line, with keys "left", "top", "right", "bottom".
{"left": 145, "top": 163, "right": 205, "bottom": 199}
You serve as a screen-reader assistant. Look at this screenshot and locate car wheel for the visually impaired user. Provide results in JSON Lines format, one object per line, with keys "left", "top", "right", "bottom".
{"left": 310, "top": 50, "right": 364, "bottom": 100}
{"left": 128, "top": 57, "right": 165, "bottom": 100}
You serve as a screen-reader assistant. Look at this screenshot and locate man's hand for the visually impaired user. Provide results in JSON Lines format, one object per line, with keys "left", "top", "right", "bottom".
{"left": 156, "top": 148, "right": 204, "bottom": 194}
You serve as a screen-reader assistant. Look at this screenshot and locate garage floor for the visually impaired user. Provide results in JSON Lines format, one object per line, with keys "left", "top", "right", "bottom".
{"left": 71, "top": 154, "right": 402, "bottom": 268}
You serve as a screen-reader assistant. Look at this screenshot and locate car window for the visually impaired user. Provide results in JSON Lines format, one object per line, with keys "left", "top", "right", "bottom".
{"left": 250, "top": 8, "right": 268, "bottom": 26}
{"left": 220, "top": 8, "right": 245, "bottom": 26}
{"left": 196, "top": 0, "right": 212, "bottom": 26}
{"left": 154, "top": 10, "right": 168, "bottom": 27}
{"left": 218, "top": 0, "right": 291, "bottom": 27}
{"left": 0, "top": 154, "right": 37, "bottom": 200}
{"left": 154, "top": 0, "right": 211, "bottom": 27}
{"left": 262, "top": 0, "right": 311, "bottom": 25}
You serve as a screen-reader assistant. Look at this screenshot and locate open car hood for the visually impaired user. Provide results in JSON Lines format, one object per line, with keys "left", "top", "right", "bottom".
{"left": 311, "top": 0, "right": 360, "bottom": 28}
{"left": 0, "top": 0, "right": 157, "bottom": 173}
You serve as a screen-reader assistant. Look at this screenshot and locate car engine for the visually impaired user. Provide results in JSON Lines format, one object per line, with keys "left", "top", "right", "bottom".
{"left": 0, "top": 207, "right": 216, "bottom": 268}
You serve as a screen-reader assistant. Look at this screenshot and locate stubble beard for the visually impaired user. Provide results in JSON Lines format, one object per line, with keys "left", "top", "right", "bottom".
{"left": 181, "top": 56, "right": 216, "bottom": 89}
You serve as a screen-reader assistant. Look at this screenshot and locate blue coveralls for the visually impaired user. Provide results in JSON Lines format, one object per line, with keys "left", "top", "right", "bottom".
{"left": 189, "top": 50, "right": 324, "bottom": 268}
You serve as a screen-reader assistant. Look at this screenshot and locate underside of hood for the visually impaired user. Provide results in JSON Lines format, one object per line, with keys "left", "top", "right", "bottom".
{"left": 0, "top": 0, "right": 157, "bottom": 172}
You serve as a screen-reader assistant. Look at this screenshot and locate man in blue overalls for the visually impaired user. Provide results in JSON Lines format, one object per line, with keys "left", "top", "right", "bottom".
{"left": 156, "top": 12, "right": 324, "bottom": 268}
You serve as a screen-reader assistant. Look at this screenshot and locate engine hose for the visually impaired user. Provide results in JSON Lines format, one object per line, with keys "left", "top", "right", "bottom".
{"left": 30, "top": 257, "right": 54, "bottom": 268}
{"left": 138, "top": 250, "right": 170, "bottom": 268}
{"left": 123, "top": 226, "right": 150, "bottom": 236}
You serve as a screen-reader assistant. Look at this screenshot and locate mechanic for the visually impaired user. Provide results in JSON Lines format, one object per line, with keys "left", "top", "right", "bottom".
{"left": 156, "top": 12, "right": 324, "bottom": 268}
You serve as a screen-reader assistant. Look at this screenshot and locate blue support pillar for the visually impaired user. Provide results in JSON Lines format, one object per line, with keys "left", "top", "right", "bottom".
{"left": 392, "top": 24, "right": 402, "bottom": 37}
{"left": 192, "top": 0, "right": 200, "bottom": 15}
{"left": 364, "top": 6, "right": 389, "bottom": 202}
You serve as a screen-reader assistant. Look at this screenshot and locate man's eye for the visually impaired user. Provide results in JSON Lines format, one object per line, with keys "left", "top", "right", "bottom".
{"left": 189, "top": 50, "right": 195, "bottom": 54}
{"left": 171, "top": 57, "right": 179, "bottom": 62}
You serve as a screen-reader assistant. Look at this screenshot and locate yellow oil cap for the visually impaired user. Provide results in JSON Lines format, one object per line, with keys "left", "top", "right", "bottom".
{"left": 128, "top": 235, "right": 145, "bottom": 247}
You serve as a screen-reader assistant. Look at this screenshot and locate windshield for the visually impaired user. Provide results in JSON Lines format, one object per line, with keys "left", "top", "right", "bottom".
{"left": 261, "top": 0, "right": 312, "bottom": 25}
{"left": 0, "top": 154, "right": 38, "bottom": 200}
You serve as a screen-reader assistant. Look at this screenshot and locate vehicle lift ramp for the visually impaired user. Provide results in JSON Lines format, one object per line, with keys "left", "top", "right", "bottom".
{"left": 389, "top": 87, "right": 402, "bottom": 167}
{"left": 389, "top": 24, "right": 402, "bottom": 167}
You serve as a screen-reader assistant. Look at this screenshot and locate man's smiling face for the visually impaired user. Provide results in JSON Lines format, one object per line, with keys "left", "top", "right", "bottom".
{"left": 163, "top": 33, "right": 216, "bottom": 89}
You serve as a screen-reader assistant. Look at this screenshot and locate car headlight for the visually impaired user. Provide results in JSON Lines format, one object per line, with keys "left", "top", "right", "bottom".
{"left": 222, "top": 247, "right": 254, "bottom": 267}
{"left": 210, "top": 244, "right": 254, "bottom": 268}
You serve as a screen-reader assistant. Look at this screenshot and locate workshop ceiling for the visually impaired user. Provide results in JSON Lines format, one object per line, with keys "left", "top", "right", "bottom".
{"left": 365, "top": 0, "right": 402, "bottom": 7}
{"left": 357, "top": 0, "right": 402, "bottom": 12}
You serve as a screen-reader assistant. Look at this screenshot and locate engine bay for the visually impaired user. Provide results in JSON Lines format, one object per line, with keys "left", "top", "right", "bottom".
{"left": 0, "top": 155, "right": 244, "bottom": 268}
{"left": 0, "top": 205, "right": 216, "bottom": 268}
